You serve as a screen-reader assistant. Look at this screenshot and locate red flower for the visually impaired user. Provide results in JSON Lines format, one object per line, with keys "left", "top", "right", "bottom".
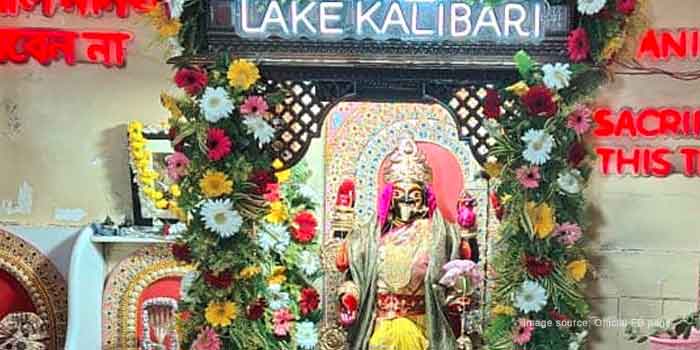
{"left": 521, "top": 85, "right": 557, "bottom": 118}
{"left": 246, "top": 299, "right": 267, "bottom": 320}
{"left": 299, "top": 287, "right": 320, "bottom": 316}
{"left": 206, "top": 128, "right": 233, "bottom": 161}
{"left": 524, "top": 255, "right": 554, "bottom": 279}
{"left": 617, "top": 0, "right": 636, "bottom": 15}
{"left": 204, "top": 270, "right": 234, "bottom": 289}
{"left": 568, "top": 142, "right": 587, "bottom": 168}
{"left": 483, "top": 88, "right": 502, "bottom": 119}
{"left": 263, "top": 183, "right": 280, "bottom": 202}
{"left": 249, "top": 169, "right": 276, "bottom": 195}
{"left": 292, "top": 211, "right": 317, "bottom": 243}
{"left": 171, "top": 243, "right": 191, "bottom": 262}
{"left": 567, "top": 28, "right": 591, "bottom": 63}
{"left": 489, "top": 191, "right": 504, "bottom": 221}
{"left": 336, "top": 179, "right": 356, "bottom": 207}
{"left": 174, "top": 67, "right": 208, "bottom": 96}
{"left": 549, "top": 309, "right": 570, "bottom": 323}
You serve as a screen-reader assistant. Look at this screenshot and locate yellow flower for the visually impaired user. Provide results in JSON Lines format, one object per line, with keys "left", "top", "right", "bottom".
{"left": 275, "top": 169, "right": 291, "bottom": 183}
{"left": 161, "top": 92, "right": 184, "bottom": 120}
{"left": 158, "top": 19, "right": 181, "bottom": 38}
{"left": 267, "top": 266, "right": 287, "bottom": 285}
{"left": 506, "top": 81, "right": 530, "bottom": 96}
{"left": 239, "top": 266, "right": 261, "bottom": 279}
{"left": 227, "top": 59, "right": 260, "bottom": 90}
{"left": 200, "top": 170, "right": 233, "bottom": 198}
{"left": 272, "top": 159, "right": 284, "bottom": 170}
{"left": 484, "top": 162, "right": 503, "bottom": 179}
{"left": 491, "top": 304, "right": 516, "bottom": 316}
{"left": 265, "top": 201, "right": 288, "bottom": 224}
{"left": 169, "top": 201, "right": 187, "bottom": 221}
{"left": 526, "top": 202, "right": 556, "bottom": 239}
{"left": 131, "top": 149, "right": 146, "bottom": 161}
{"left": 156, "top": 199, "right": 169, "bottom": 209}
{"left": 146, "top": 3, "right": 181, "bottom": 38}
{"left": 128, "top": 121, "right": 143, "bottom": 136}
{"left": 140, "top": 175, "right": 155, "bottom": 187}
{"left": 170, "top": 184, "right": 182, "bottom": 198}
{"left": 205, "top": 301, "right": 237, "bottom": 327}
{"left": 601, "top": 36, "right": 624, "bottom": 61}
{"left": 567, "top": 260, "right": 588, "bottom": 282}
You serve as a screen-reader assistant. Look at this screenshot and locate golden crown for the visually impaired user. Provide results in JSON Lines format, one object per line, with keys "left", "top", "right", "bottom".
{"left": 382, "top": 132, "right": 433, "bottom": 184}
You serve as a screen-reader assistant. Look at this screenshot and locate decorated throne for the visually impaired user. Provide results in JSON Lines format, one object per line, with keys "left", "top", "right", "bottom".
{"left": 0, "top": 229, "right": 67, "bottom": 350}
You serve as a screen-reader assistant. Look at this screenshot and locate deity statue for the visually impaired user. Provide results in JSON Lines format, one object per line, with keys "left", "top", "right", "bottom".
{"left": 333, "top": 133, "right": 481, "bottom": 350}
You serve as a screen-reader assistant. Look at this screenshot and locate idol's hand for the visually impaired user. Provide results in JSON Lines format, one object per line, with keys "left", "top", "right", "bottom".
{"left": 339, "top": 293, "right": 358, "bottom": 328}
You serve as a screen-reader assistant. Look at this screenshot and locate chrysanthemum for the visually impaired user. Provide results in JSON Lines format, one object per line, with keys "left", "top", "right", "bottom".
{"left": 542, "top": 63, "right": 571, "bottom": 91}
{"left": 567, "top": 105, "right": 592, "bottom": 135}
{"left": 265, "top": 201, "right": 288, "bottom": 224}
{"left": 521, "top": 85, "right": 557, "bottom": 118}
{"left": 204, "top": 301, "right": 237, "bottom": 327}
{"left": 558, "top": 169, "right": 583, "bottom": 194}
{"left": 516, "top": 165, "right": 541, "bottom": 189}
{"left": 243, "top": 116, "right": 276, "bottom": 147}
{"left": 513, "top": 319, "right": 534, "bottom": 345}
{"left": 199, "top": 170, "right": 233, "bottom": 198}
{"left": 568, "top": 260, "right": 588, "bottom": 282}
{"left": 258, "top": 222, "right": 291, "bottom": 254}
{"left": 200, "top": 87, "right": 234, "bottom": 123}
{"left": 272, "top": 308, "right": 294, "bottom": 336}
{"left": 227, "top": 59, "right": 260, "bottom": 90}
{"left": 240, "top": 95, "right": 269, "bottom": 116}
{"left": 554, "top": 222, "right": 583, "bottom": 246}
{"left": 166, "top": 152, "right": 190, "bottom": 182}
{"left": 267, "top": 284, "right": 291, "bottom": 311}
{"left": 521, "top": 129, "right": 554, "bottom": 165}
{"left": 526, "top": 201, "right": 556, "bottom": 239}
{"left": 577, "top": 0, "right": 606, "bottom": 15}
{"left": 201, "top": 199, "right": 242, "bottom": 238}
{"left": 206, "top": 128, "right": 233, "bottom": 161}
{"left": 295, "top": 321, "right": 319, "bottom": 350}
{"left": 567, "top": 28, "right": 591, "bottom": 63}
{"left": 298, "top": 250, "right": 321, "bottom": 276}
{"left": 174, "top": 66, "right": 207, "bottom": 96}
{"left": 514, "top": 280, "right": 548, "bottom": 313}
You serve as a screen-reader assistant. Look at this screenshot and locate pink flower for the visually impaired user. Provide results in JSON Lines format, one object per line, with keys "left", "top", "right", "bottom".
{"left": 439, "top": 260, "right": 483, "bottom": 288}
{"left": 174, "top": 67, "right": 208, "bottom": 96}
{"left": 567, "top": 28, "right": 590, "bottom": 63}
{"left": 272, "top": 308, "right": 294, "bottom": 337}
{"left": 191, "top": 327, "right": 222, "bottom": 350}
{"left": 513, "top": 319, "right": 534, "bottom": 345}
{"left": 378, "top": 182, "right": 394, "bottom": 230}
{"left": 553, "top": 222, "right": 583, "bottom": 245}
{"left": 426, "top": 184, "right": 437, "bottom": 218}
{"left": 166, "top": 152, "right": 190, "bottom": 182}
{"left": 567, "top": 105, "right": 592, "bottom": 135}
{"left": 240, "top": 96, "right": 269, "bottom": 117}
{"left": 206, "top": 128, "right": 233, "bottom": 161}
{"left": 457, "top": 205, "right": 476, "bottom": 230}
{"left": 515, "top": 166, "right": 541, "bottom": 189}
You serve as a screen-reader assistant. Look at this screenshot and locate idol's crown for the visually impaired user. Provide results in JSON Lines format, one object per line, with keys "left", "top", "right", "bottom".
{"left": 383, "top": 132, "right": 433, "bottom": 184}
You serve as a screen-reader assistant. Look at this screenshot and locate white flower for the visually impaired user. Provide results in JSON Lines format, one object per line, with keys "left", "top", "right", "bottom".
{"left": 243, "top": 116, "right": 276, "bottom": 147}
{"left": 267, "top": 284, "right": 290, "bottom": 310}
{"left": 542, "top": 63, "right": 572, "bottom": 91}
{"left": 569, "top": 330, "right": 588, "bottom": 350}
{"left": 577, "top": 0, "right": 606, "bottom": 15}
{"left": 169, "top": 222, "right": 187, "bottom": 235}
{"left": 167, "top": 0, "right": 184, "bottom": 18}
{"left": 167, "top": 38, "right": 184, "bottom": 57}
{"left": 484, "top": 118, "right": 503, "bottom": 138}
{"left": 298, "top": 250, "right": 321, "bottom": 276}
{"left": 298, "top": 184, "right": 320, "bottom": 205}
{"left": 522, "top": 129, "right": 555, "bottom": 165}
{"left": 179, "top": 271, "right": 198, "bottom": 298}
{"left": 258, "top": 222, "right": 291, "bottom": 254}
{"left": 558, "top": 169, "right": 583, "bottom": 194}
{"left": 200, "top": 199, "right": 242, "bottom": 238}
{"left": 200, "top": 87, "right": 234, "bottom": 123}
{"left": 294, "top": 321, "right": 319, "bottom": 350}
{"left": 514, "top": 280, "right": 548, "bottom": 313}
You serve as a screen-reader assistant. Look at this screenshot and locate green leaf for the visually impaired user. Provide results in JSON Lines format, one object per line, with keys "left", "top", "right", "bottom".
{"left": 514, "top": 50, "right": 535, "bottom": 80}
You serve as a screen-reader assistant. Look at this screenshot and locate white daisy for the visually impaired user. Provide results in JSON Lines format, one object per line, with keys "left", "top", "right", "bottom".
{"left": 258, "top": 222, "right": 291, "bottom": 254}
{"left": 298, "top": 250, "right": 321, "bottom": 276}
{"left": 514, "top": 280, "right": 548, "bottom": 313}
{"left": 542, "top": 63, "right": 572, "bottom": 91}
{"left": 294, "top": 321, "right": 319, "bottom": 350}
{"left": 200, "top": 199, "right": 242, "bottom": 238}
{"left": 577, "top": 0, "right": 606, "bottom": 15}
{"left": 522, "top": 129, "right": 555, "bottom": 165}
{"left": 558, "top": 169, "right": 583, "bottom": 194}
{"left": 243, "top": 116, "right": 276, "bottom": 147}
{"left": 200, "top": 87, "right": 234, "bottom": 123}
{"left": 267, "top": 284, "right": 291, "bottom": 310}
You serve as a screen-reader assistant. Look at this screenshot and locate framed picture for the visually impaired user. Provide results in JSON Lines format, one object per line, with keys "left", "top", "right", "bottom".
{"left": 128, "top": 132, "right": 178, "bottom": 226}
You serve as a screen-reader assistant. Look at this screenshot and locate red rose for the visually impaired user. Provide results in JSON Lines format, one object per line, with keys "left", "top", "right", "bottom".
{"left": 249, "top": 169, "right": 276, "bottom": 195}
{"left": 171, "top": 243, "right": 191, "bottom": 262}
{"left": 204, "top": 270, "right": 234, "bottom": 289}
{"left": 524, "top": 255, "right": 554, "bottom": 279}
{"left": 174, "top": 67, "right": 208, "bottom": 96}
{"left": 246, "top": 299, "right": 267, "bottom": 320}
{"left": 299, "top": 287, "right": 320, "bottom": 316}
{"left": 568, "top": 142, "right": 587, "bottom": 168}
{"left": 617, "top": 0, "right": 636, "bottom": 15}
{"left": 292, "top": 211, "right": 317, "bottom": 243}
{"left": 483, "top": 88, "right": 502, "bottom": 119}
{"left": 567, "top": 28, "right": 591, "bottom": 63}
{"left": 521, "top": 85, "right": 557, "bottom": 118}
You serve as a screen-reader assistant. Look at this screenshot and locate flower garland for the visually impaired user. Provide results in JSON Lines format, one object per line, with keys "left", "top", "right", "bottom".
{"left": 163, "top": 58, "right": 323, "bottom": 350}
{"left": 482, "top": 1, "right": 645, "bottom": 349}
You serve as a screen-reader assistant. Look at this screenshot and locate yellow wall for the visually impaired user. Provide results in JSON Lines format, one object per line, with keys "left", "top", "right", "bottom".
{"left": 2, "top": 1, "right": 700, "bottom": 349}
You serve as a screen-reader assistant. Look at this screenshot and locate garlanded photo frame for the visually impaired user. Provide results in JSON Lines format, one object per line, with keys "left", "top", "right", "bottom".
{"left": 128, "top": 132, "right": 178, "bottom": 226}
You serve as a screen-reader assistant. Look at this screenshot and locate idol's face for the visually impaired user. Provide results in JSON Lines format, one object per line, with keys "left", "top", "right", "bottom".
{"left": 390, "top": 181, "right": 428, "bottom": 225}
